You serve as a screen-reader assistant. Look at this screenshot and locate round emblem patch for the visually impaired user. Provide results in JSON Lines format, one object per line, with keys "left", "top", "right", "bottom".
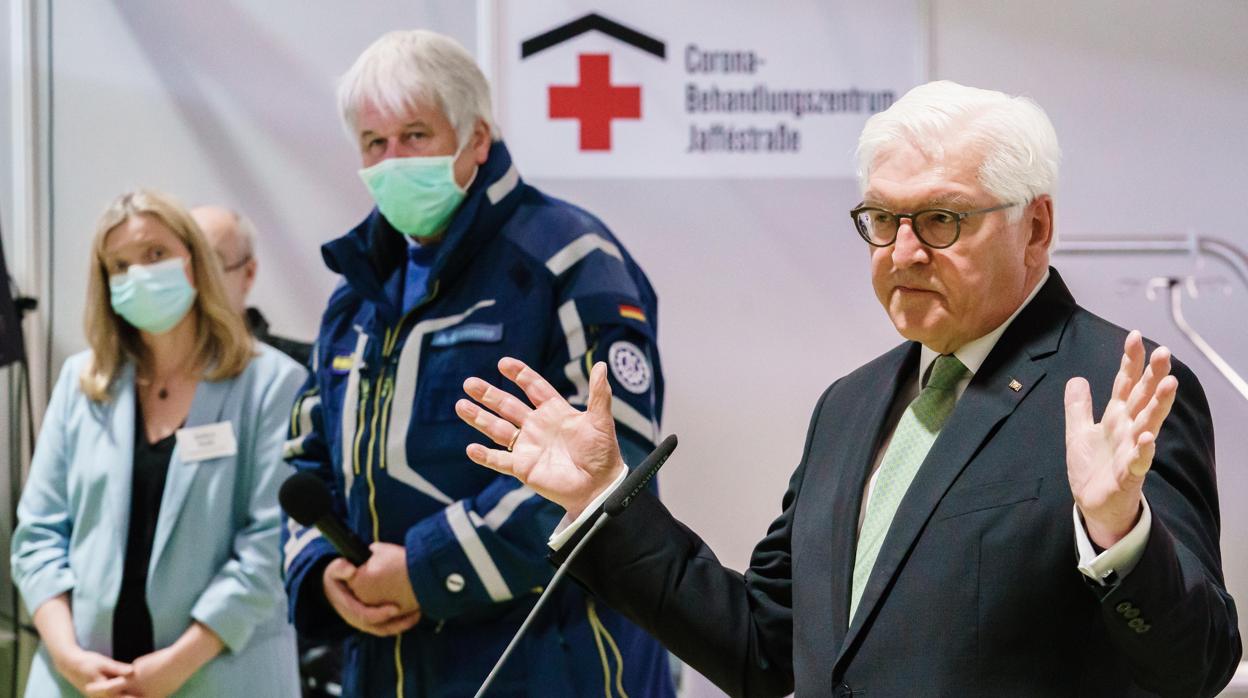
{"left": 608, "top": 341, "right": 652, "bottom": 395}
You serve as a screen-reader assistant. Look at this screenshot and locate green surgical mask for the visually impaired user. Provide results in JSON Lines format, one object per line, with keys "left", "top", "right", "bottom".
{"left": 358, "top": 151, "right": 470, "bottom": 239}
{"left": 109, "top": 258, "right": 197, "bottom": 334}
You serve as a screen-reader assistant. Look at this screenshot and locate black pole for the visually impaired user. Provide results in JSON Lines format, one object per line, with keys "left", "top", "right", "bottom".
{"left": 2, "top": 217, "right": 39, "bottom": 698}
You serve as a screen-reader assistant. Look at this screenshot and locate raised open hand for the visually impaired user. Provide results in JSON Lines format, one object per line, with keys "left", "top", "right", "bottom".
{"left": 1065, "top": 330, "right": 1177, "bottom": 548}
{"left": 456, "top": 357, "right": 625, "bottom": 518}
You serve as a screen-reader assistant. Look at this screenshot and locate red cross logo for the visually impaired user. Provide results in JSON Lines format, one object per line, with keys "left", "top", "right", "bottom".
{"left": 548, "top": 53, "right": 641, "bottom": 151}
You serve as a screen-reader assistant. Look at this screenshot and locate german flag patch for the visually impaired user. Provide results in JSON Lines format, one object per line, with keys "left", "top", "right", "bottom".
{"left": 618, "top": 304, "right": 647, "bottom": 323}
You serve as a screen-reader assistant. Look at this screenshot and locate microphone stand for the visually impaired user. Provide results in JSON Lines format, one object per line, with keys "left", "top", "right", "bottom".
{"left": 474, "top": 433, "right": 678, "bottom": 698}
{"left": 3, "top": 220, "right": 39, "bottom": 698}
{"left": 473, "top": 514, "right": 611, "bottom": 698}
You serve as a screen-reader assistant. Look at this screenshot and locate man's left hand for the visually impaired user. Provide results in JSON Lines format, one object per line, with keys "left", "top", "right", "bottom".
{"left": 1065, "top": 330, "right": 1177, "bottom": 549}
{"left": 348, "top": 542, "right": 420, "bottom": 613}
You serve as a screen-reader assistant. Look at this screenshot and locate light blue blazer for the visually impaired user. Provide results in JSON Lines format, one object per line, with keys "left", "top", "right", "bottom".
{"left": 12, "top": 344, "right": 306, "bottom": 697}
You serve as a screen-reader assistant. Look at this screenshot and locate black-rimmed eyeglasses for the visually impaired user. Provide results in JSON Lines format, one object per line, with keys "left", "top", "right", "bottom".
{"left": 849, "top": 202, "right": 1017, "bottom": 249}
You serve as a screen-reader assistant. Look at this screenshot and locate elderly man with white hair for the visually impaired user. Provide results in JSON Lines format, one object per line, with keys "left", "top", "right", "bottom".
{"left": 457, "top": 81, "right": 1242, "bottom": 696}
{"left": 280, "top": 30, "right": 674, "bottom": 697}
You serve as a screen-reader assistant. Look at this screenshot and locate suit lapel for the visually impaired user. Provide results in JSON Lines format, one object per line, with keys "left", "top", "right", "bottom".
{"left": 149, "top": 375, "right": 234, "bottom": 570}
{"left": 825, "top": 343, "right": 919, "bottom": 642}
{"left": 834, "top": 270, "right": 1076, "bottom": 668}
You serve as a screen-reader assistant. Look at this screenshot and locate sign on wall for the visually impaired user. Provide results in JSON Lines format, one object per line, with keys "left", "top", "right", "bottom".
{"left": 497, "top": 0, "right": 924, "bottom": 178}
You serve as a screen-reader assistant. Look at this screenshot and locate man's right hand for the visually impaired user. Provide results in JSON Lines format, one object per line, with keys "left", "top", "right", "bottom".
{"left": 456, "top": 358, "right": 626, "bottom": 520}
{"left": 323, "top": 557, "right": 421, "bottom": 636}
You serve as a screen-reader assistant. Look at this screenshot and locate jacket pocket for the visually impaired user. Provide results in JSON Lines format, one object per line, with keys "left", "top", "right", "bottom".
{"left": 933, "top": 477, "right": 1043, "bottom": 521}
{"left": 414, "top": 338, "right": 512, "bottom": 424}
{"left": 415, "top": 378, "right": 467, "bottom": 423}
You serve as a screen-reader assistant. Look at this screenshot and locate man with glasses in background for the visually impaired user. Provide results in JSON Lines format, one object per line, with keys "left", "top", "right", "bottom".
{"left": 194, "top": 205, "right": 313, "bottom": 367}
{"left": 456, "top": 81, "right": 1242, "bottom": 696}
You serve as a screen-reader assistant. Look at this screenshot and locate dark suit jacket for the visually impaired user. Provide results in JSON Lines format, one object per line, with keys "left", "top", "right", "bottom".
{"left": 559, "top": 270, "right": 1241, "bottom": 697}
{"left": 246, "top": 306, "right": 313, "bottom": 368}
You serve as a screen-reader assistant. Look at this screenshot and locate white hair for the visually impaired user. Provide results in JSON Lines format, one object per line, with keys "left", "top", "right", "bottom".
{"left": 337, "top": 30, "right": 499, "bottom": 147}
{"left": 856, "top": 81, "right": 1060, "bottom": 223}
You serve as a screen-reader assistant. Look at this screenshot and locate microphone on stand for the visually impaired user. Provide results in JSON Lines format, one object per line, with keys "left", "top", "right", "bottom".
{"left": 473, "top": 434, "right": 678, "bottom": 698}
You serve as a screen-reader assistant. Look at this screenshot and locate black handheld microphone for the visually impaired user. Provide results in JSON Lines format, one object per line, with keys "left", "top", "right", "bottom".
{"left": 474, "top": 434, "right": 678, "bottom": 698}
{"left": 279, "top": 472, "right": 371, "bottom": 566}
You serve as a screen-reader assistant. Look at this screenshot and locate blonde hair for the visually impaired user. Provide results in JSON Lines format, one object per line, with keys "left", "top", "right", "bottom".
{"left": 81, "top": 189, "right": 253, "bottom": 401}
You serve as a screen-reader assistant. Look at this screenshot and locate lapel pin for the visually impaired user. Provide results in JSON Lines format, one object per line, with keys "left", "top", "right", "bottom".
{"left": 1008, "top": 378, "right": 1022, "bottom": 392}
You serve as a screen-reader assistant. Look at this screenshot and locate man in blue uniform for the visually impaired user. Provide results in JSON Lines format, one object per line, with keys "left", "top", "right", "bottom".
{"left": 280, "top": 30, "right": 674, "bottom": 697}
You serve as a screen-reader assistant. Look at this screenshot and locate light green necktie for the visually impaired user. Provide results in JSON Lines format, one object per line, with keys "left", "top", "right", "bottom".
{"left": 850, "top": 354, "right": 969, "bottom": 621}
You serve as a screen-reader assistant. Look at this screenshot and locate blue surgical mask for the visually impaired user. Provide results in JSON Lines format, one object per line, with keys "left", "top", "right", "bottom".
{"left": 358, "top": 150, "right": 471, "bottom": 239}
{"left": 109, "top": 258, "right": 197, "bottom": 334}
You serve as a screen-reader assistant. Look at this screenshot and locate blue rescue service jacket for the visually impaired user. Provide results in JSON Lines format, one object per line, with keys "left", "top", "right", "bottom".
{"left": 281, "top": 141, "right": 673, "bottom": 697}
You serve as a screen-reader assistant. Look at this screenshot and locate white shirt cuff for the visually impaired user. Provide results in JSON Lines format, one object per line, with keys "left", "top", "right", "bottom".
{"left": 1074, "top": 496, "right": 1152, "bottom": 586}
{"left": 548, "top": 467, "right": 629, "bottom": 551}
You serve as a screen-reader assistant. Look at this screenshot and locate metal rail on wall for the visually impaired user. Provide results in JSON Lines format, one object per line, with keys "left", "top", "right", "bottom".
{"left": 1055, "top": 236, "right": 1248, "bottom": 403}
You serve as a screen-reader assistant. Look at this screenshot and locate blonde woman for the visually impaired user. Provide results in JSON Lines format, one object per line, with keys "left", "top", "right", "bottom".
{"left": 11, "top": 190, "right": 304, "bottom": 697}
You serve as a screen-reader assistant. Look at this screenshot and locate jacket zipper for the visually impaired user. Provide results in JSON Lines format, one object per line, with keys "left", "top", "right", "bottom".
{"left": 362, "top": 280, "right": 441, "bottom": 545}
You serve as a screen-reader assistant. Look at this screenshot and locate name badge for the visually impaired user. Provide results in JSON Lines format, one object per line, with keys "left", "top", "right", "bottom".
{"left": 431, "top": 323, "right": 504, "bottom": 347}
{"left": 176, "top": 422, "right": 238, "bottom": 462}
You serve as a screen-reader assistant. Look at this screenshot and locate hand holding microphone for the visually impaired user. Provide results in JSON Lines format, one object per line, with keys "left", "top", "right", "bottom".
{"left": 280, "top": 473, "right": 421, "bottom": 635}
{"left": 349, "top": 542, "right": 419, "bottom": 611}
{"left": 321, "top": 557, "right": 420, "bottom": 637}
